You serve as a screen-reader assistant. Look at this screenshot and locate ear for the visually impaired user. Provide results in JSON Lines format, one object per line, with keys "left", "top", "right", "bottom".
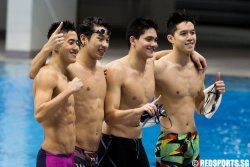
{"left": 129, "top": 36, "right": 136, "bottom": 46}
{"left": 80, "top": 34, "right": 88, "bottom": 45}
{"left": 167, "top": 34, "right": 174, "bottom": 44}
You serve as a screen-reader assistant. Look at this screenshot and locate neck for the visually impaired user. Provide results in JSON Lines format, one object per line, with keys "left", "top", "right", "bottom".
{"left": 172, "top": 48, "right": 192, "bottom": 66}
{"left": 76, "top": 48, "right": 97, "bottom": 70}
{"left": 50, "top": 52, "right": 67, "bottom": 74}
{"left": 127, "top": 48, "right": 147, "bottom": 72}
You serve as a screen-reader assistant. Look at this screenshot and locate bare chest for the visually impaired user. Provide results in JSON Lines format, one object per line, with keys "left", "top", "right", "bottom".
{"left": 53, "top": 76, "right": 75, "bottom": 119}
{"left": 121, "top": 70, "right": 155, "bottom": 106}
{"left": 73, "top": 68, "right": 107, "bottom": 99}
{"left": 156, "top": 67, "right": 203, "bottom": 98}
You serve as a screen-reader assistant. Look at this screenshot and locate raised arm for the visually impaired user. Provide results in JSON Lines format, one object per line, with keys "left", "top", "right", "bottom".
{"left": 29, "top": 22, "right": 64, "bottom": 79}
{"left": 197, "top": 72, "right": 225, "bottom": 118}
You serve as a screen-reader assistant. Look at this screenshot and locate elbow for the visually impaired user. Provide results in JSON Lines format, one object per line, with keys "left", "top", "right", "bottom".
{"left": 34, "top": 112, "right": 43, "bottom": 123}
{"left": 104, "top": 111, "right": 116, "bottom": 125}
{"left": 34, "top": 106, "right": 46, "bottom": 123}
{"left": 29, "top": 69, "right": 35, "bottom": 79}
{"left": 104, "top": 113, "right": 112, "bottom": 125}
{"left": 29, "top": 73, "right": 35, "bottom": 80}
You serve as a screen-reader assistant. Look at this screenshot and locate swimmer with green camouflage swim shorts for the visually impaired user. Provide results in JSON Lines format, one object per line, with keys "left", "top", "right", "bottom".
{"left": 154, "top": 10, "right": 225, "bottom": 167}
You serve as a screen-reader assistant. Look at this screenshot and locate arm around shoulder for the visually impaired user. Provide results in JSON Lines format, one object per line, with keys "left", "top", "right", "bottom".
{"left": 29, "top": 47, "right": 51, "bottom": 79}
{"left": 154, "top": 50, "right": 172, "bottom": 60}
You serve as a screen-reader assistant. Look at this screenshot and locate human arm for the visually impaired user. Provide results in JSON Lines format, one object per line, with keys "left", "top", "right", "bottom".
{"left": 198, "top": 72, "right": 225, "bottom": 118}
{"left": 29, "top": 22, "right": 64, "bottom": 79}
{"left": 155, "top": 50, "right": 207, "bottom": 71}
{"left": 190, "top": 51, "right": 207, "bottom": 72}
{"left": 34, "top": 70, "right": 83, "bottom": 123}
{"left": 154, "top": 50, "right": 172, "bottom": 60}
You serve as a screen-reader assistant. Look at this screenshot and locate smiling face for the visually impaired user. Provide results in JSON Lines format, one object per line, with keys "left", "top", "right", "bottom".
{"left": 58, "top": 30, "right": 79, "bottom": 64}
{"left": 83, "top": 26, "right": 110, "bottom": 60}
{"left": 132, "top": 28, "right": 158, "bottom": 59}
{"left": 168, "top": 21, "right": 196, "bottom": 54}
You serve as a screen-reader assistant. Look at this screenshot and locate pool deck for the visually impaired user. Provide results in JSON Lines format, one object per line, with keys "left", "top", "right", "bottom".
{"left": 0, "top": 38, "right": 249, "bottom": 78}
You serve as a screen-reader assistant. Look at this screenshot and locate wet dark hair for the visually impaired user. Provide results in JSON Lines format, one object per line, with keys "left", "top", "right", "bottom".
{"left": 77, "top": 16, "right": 111, "bottom": 43}
{"left": 166, "top": 9, "right": 196, "bottom": 35}
{"left": 126, "top": 17, "right": 158, "bottom": 47}
{"left": 47, "top": 20, "right": 76, "bottom": 39}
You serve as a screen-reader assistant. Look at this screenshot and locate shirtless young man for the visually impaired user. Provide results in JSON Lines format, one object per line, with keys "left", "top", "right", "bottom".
{"left": 33, "top": 21, "right": 83, "bottom": 167}
{"left": 98, "top": 17, "right": 160, "bottom": 167}
{"left": 154, "top": 11, "right": 225, "bottom": 166}
{"left": 98, "top": 17, "right": 207, "bottom": 167}
{"left": 30, "top": 17, "right": 111, "bottom": 167}
{"left": 69, "top": 17, "right": 110, "bottom": 167}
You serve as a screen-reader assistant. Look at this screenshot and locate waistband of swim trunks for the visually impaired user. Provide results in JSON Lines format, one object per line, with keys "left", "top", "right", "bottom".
{"left": 101, "top": 133, "right": 142, "bottom": 143}
{"left": 159, "top": 131, "right": 198, "bottom": 140}
{"left": 40, "top": 148, "right": 74, "bottom": 157}
{"left": 74, "top": 146, "right": 97, "bottom": 156}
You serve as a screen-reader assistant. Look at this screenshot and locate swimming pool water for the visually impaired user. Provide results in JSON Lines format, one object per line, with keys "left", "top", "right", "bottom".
{"left": 0, "top": 62, "right": 249, "bottom": 167}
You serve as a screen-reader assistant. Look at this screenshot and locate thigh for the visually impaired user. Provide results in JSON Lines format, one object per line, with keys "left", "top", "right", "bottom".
{"left": 46, "top": 154, "right": 73, "bottom": 167}
{"left": 133, "top": 143, "right": 150, "bottom": 167}
{"left": 107, "top": 137, "right": 128, "bottom": 167}
{"left": 74, "top": 153, "right": 97, "bottom": 167}
{"left": 98, "top": 134, "right": 117, "bottom": 167}
{"left": 155, "top": 133, "right": 185, "bottom": 166}
{"left": 36, "top": 149, "right": 46, "bottom": 167}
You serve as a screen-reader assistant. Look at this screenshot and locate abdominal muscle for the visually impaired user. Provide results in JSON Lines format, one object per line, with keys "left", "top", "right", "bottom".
{"left": 160, "top": 101, "right": 197, "bottom": 134}
{"left": 74, "top": 99, "right": 104, "bottom": 151}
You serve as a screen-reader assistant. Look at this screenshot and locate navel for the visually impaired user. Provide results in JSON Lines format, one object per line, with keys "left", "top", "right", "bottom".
{"left": 176, "top": 90, "right": 180, "bottom": 94}
{"left": 86, "top": 87, "right": 90, "bottom": 91}
{"left": 132, "top": 96, "right": 137, "bottom": 100}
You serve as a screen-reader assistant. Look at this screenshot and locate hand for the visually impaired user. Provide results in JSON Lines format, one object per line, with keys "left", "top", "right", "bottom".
{"left": 214, "top": 72, "right": 225, "bottom": 94}
{"left": 140, "top": 95, "right": 162, "bottom": 116}
{"left": 43, "top": 22, "right": 64, "bottom": 52}
{"left": 68, "top": 77, "right": 83, "bottom": 93}
{"left": 191, "top": 51, "right": 207, "bottom": 72}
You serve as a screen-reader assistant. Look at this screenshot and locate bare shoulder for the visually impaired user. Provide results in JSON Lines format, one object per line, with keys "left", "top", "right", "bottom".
{"left": 66, "top": 62, "right": 84, "bottom": 79}
{"left": 96, "top": 61, "right": 106, "bottom": 70}
{"left": 154, "top": 54, "right": 171, "bottom": 74}
{"left": 106, "top": 57, "right": 126, "bottom": 72}
{"left": 67, "top": 62, "right": 78, "bottom": 74}
{"left": 105, "top": 57, "right": 127, "bottom": 81}
{"left": 154, "top": 50, "right": 172, "bottom": 60}
{"left": 67, "top": 62, "right": 77, "bottom": 70}
{"left": 34, "top": 65, "right": 58, "bottom": 87}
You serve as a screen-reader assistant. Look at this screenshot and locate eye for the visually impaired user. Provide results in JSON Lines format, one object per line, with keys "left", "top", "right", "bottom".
{"left": 180, "top": 32, "right": 187, "bottom": 36}
{"left": 145, "top": 37, "right": 154, "bottom": 42}
{"left": 191, "top": 31, "right": 196, "bottom": 35}
{"left": 68, "top": 39, "right": 78, "bottom": 45}
{"left": 76, "top": 40, "right": 81, "bottom": 46}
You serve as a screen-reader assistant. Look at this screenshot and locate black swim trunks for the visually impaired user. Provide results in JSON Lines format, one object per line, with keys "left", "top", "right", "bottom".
{"left": 98, "top": 134, "right": 150, "bottom": 167}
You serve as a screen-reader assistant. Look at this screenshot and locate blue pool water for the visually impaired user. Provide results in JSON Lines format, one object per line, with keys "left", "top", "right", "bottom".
{"left": 0, "top": 61, "right": 249, "bottom": 167}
